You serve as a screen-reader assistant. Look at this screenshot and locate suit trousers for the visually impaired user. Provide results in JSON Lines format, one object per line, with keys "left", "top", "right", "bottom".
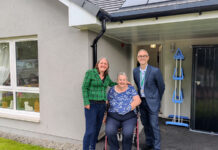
{"left": 139, "top": 98, "right": 161, "bottom": 150}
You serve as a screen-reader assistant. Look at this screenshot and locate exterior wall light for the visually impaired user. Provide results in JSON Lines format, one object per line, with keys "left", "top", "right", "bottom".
{"left": 150, "top": 44, "right": 156, "bottom": 48}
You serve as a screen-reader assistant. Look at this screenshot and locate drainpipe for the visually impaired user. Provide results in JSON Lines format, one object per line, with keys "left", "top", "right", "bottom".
{"left": 91, "top": 18, "right": 107, "bottom": 68}
{"left": 67, "top": 0, "right": 110, "bottom": 68}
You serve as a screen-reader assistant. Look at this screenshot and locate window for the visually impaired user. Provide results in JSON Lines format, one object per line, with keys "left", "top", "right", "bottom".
{"left": 0, "top": 38, "right": 39, "bottom": 120}
{"left": 16, "top": 41, "right": 39, "bottom": 87}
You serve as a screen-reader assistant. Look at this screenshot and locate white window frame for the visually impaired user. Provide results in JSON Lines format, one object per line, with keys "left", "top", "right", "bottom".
{"left": 0, "top": 37, "right": 40, "bottom": 122}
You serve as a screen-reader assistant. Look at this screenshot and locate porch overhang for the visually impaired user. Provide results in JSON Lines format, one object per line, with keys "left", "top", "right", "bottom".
{"left": 91, "top": 10, "right": 218, "bottom": 43}
{"left": 107, "top": 10, "right": 218, "bottom": 43}
{"left": 59, "top": 0, "right": 218, "bottom": 43}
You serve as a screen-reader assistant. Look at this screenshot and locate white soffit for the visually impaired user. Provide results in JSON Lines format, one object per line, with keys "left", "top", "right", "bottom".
{"left": 104, "top": 10, "right": 218, "bottom": 43}
{"left": 59, "top": 0, "right": 100, "bottom": 28}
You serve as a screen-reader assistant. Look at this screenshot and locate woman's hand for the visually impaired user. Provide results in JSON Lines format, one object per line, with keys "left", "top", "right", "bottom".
{"left": 103, "top": 113, "right": 107, "bottom": 124}
{"left": 84, "top": 105, "right": 90, "bottom": 110}
{"left": 131, "top": 103, "right": 136, "bottom": 110}
{"left": 131, "top": 95, "right": 141, "bottom": 110}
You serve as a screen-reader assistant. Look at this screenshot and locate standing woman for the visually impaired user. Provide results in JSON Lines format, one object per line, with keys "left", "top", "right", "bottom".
{"left": 82, "top": 57, "right": 116, "bottom": 150}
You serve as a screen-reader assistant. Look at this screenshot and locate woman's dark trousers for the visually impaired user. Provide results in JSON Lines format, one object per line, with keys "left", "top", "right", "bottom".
{"left": 105, "top": 112, "right": 137, "bottom": 150}
{"left": 83, "top": 102, "right": 106, "bottom": 150}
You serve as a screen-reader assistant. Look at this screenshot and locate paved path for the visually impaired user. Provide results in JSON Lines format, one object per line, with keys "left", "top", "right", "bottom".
{"left": 96, "top": 119, "right": 218, "bottom": 150}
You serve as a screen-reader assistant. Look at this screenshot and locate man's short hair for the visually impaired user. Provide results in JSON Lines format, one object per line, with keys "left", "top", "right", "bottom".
{"left": 137, "top": 49, "right": 149, "bottom": 56}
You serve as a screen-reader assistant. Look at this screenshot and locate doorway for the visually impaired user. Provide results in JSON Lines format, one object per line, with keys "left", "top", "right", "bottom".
{"left": 191, "top": 45, "right": 218, "bottom": 133}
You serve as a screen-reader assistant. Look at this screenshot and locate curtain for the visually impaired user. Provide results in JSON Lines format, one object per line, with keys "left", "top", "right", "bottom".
{"left": 0, "top": 43, "right": 10, "bottom": 86}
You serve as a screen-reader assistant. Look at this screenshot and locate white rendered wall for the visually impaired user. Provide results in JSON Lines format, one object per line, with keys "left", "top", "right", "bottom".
{"left": 0, "top": 0, "right": 89, "bottom": 143}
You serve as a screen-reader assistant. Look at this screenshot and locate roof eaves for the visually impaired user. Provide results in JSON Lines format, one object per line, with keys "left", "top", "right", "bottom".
{"left": 69, "top": 0, "right": 100, "bottom": 16}
{"left": 110, "top": 0, "right": 218, "bottom": 21}
{"left": 69, "top": 0, "right": 112, "bottom": 21}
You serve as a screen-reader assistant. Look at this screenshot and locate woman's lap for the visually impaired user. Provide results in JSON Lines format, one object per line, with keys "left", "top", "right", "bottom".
{"left": 106, "top": 114, "right": 137, "bottom": 136}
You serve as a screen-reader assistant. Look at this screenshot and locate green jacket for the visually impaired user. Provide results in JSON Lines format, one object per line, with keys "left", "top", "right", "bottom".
{"left": 82, "top": 69, "right": 116, "bottom": 106}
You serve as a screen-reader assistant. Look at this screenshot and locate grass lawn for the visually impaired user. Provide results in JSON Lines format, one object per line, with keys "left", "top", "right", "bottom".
{"left": 0, "top": 137, "right": 53, "bottom": 150}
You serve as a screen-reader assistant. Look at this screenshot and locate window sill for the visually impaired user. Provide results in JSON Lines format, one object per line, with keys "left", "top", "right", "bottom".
{"left": 0, "top": 108, "right": 40, "bottom": 123}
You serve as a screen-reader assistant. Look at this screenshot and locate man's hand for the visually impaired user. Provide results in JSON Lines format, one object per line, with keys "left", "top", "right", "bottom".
{"left": 127, "top": 81, "right": 132, "bottom": 85}
{"left": 84, "top": 105, "right": 90, "bottom": 110}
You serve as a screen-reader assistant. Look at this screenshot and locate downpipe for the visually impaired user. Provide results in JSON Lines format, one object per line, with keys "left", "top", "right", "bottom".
{"left": 91, "top": 18, "right": 107, "bottom": 68}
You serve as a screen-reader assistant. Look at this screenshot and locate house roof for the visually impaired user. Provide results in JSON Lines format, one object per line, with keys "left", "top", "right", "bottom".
{"left": 87, "top": 0, "right": 218, "bottom": 22}
{"left": 89, "top": 0, "right": 208, "bottom": 14}
{"left": 67, "top": 0, "right": 218, "bottom": 22}
{"left": 89, "top": 0, "right": 125, "bottom": 14}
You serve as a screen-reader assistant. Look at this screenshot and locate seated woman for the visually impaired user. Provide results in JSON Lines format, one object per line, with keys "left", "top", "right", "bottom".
{"left": 105, "top": 72, "right": 141, "bottom": 150}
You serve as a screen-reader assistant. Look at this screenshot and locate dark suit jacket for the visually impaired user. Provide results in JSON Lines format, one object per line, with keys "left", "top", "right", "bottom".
{"left": 133, "top": 65, "right": 165, "bottom": 112}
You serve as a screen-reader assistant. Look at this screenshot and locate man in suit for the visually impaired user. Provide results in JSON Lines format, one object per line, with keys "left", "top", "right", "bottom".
{"left": 133, "top": 49, "right": 165, "bottom": 150}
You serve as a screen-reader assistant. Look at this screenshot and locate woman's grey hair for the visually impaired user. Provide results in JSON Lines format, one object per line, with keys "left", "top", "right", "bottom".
{"left": 117, "top": 72, "right": 128, "bottom": 80}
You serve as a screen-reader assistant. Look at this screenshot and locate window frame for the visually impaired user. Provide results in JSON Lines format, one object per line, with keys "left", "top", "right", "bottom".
{"left": 0, "top": 37, "right": 40, "bottom": 122}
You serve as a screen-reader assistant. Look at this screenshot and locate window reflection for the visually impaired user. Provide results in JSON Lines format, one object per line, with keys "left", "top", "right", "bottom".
{"left": 16, "top": 41, "right": 39, "bottom": 87}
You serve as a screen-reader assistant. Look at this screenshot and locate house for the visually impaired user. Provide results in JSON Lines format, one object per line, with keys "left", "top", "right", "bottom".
{"left": 0, "top": 0, "right": 218, "bottom": 149}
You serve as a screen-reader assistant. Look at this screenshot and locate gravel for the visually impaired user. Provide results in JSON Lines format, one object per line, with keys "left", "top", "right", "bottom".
{"left": 0, "top": 130, "right": 82, "bottom": 150}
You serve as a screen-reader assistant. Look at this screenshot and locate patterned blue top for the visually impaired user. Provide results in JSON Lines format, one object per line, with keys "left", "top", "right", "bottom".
{"left": 107, "top": 85, "right": 138, "bottom": 115}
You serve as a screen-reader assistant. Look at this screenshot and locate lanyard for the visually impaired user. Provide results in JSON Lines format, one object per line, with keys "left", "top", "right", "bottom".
{"left": 140, "top": 71, "right": 145, "bottom": 87}
{"left": 140, "top": 65, "right": 147, "bottom": 88}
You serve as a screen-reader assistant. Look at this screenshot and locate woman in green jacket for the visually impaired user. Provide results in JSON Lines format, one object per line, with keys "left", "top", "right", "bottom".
{"left": 82, "top": 57, "right": 116, "bottom": 150}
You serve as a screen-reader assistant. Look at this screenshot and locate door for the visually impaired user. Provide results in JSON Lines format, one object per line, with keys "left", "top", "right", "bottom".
{"left": 191, "top": 45, "right": 218, "bottom": 133}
